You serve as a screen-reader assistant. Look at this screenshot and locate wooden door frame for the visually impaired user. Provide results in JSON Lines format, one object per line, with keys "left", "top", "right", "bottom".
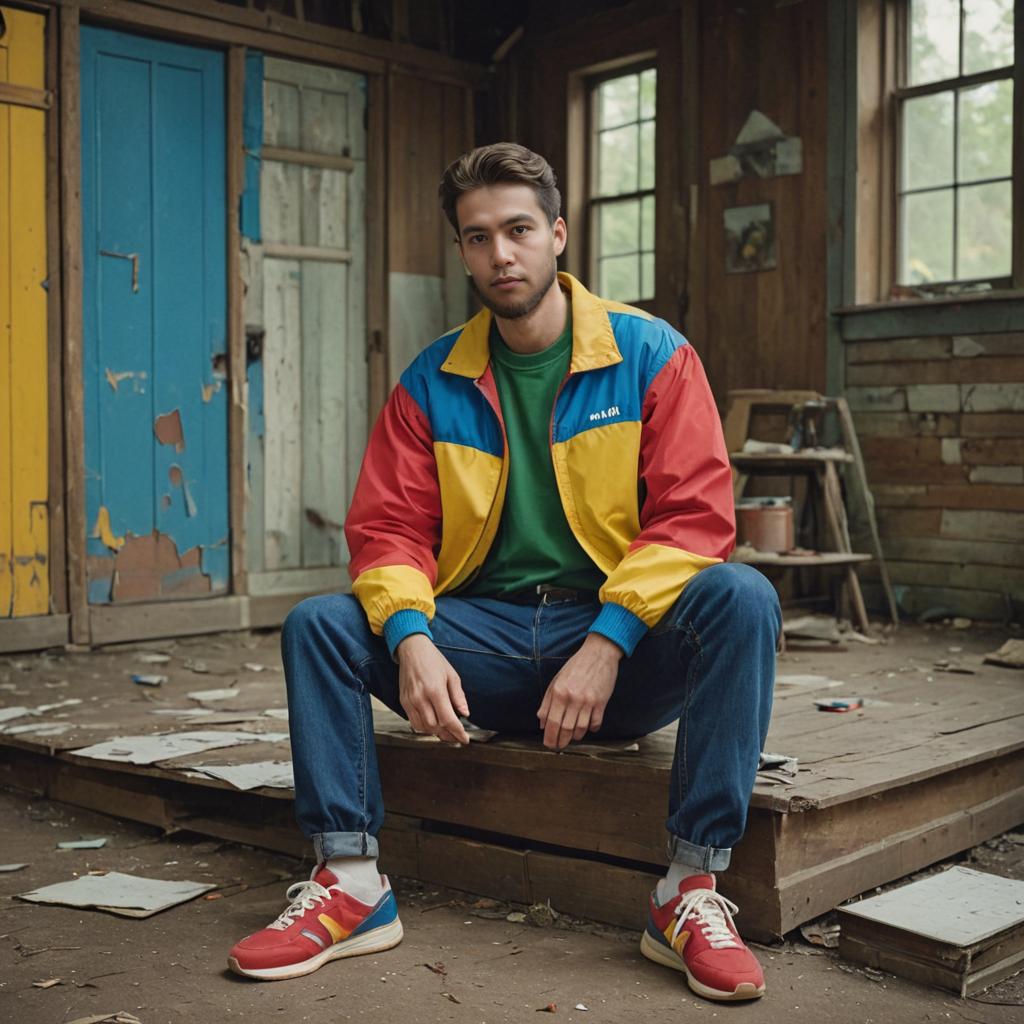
{"left": 32, "top": 0, "right": 481, "bottom": 649}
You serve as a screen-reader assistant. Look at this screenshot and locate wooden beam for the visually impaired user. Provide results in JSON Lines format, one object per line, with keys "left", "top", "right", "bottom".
{"left": 0, "top": 82, "right": 52, "bottom": 109}
{"left": 365, "top": 71, "right": 388, "bottom": 425}
{"left": 227, "top": 46, "right": 247, "bottom": 600}
{"left": 70, "top": 0, "right": 488, "bottom": 88}
{"left": 838, "top": 294, "right": 1024, "bottom": 340}
{"left": 0, "top": 614, "right": 69, "bottom": 653}
{"left": 261, "top": 145, "right": 355, "bottom": 172}
{"left": 88, "top": 595, "right": 249, "bottom": 645}
{"left": 45, "top": 5, "right": 68, "bottom": 616}
{"left": 261, "top": 242, "right": 353, "bottom": 263}
{"left": 58, "top": 3, "right": 88, "bottom": 645}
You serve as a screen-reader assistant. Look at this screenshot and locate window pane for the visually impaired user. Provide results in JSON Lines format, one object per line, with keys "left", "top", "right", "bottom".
{"left": 958, "top": 180, "right": 1012, "bottom": 279}
{"left": 963, "top": 0, "right": 1014, "bottom": 74}
{"left": 901, "top": 189, "right": 954, "bottom": 283}
{"left": 599, "top": 74, "right": 638, "bottom": 130}
{"left": 600, "top": 255, "right": 640, "bottom": 302}
{"left": 959, "top": 79, "right": 1014, "bottom": 182}
{"left": 639, "top": 121, "right": 655, "bottom": 191}
{"left": 598, "top": 199, "right": 640, "bottom": 257}
{"left": 640, "top": 68, "right": 657, "bottom": 121}
{"left": 910, "top": 0, "right": 960, "bottom": 84}
{"left": 598, "top": 124, "right": 639, "bottom": 196}
{"left": 641, "top": 195, "right": 655, "bottom": 251}
{"left": 640, "top": 252, "right": 655, "bottom": 300}
{"left": 903, "top": 92, "right": 954, "bottom": 190}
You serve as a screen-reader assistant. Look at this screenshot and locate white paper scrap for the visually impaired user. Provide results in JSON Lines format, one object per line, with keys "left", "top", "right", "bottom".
{"left": 0, "top": 706, "right": 33, "bottom": 724}
{"left": 17, "top": 871, "right": 215, "bottom": 918}
{"left": 35, "top": 698, "right": 83, "bottom": 713}
{"left": 0, "top": 863, "right": 29, "bottom": 872}
{"left": 734, "top": 109, "right": 785, "bottom": 147}
{"left": 137, "top": 652, "right": 172, "bottom": 664}
{"left": 187, "top": 687, "right": 239, "bottom": 702}
{"left": 4, "top": 721, "right": 74, "bottom": 736}
{"left": 71, "top": 730, "right": 265, "bottom": 765}
{"left": 195, "top": 760, "right": 294, "bottom": 791}
{"left": 263, "top": 708, "right": 289, "bottom": 720}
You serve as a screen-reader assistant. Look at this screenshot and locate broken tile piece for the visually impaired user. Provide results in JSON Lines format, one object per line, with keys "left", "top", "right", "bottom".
{"left": 57, "top": 838, "right": 109, "bottom": 850}
{"left": 187, "top": 687, "right": 239, "bottom": 702}
{"left": 17, "top": 871, "right": 215, "bottom": 918}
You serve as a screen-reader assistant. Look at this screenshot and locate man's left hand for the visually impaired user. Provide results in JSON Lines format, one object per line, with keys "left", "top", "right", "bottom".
{"left": 537, "top": 633, "right": 624, "bottom": 751}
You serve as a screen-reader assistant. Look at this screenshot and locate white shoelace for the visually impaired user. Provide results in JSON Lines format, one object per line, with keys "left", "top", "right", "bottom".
{"left": 671, "top": 888, "right": 741, "bottom": 950}
{"left": 267, "top": 879, "right": 334, "bottom": 931}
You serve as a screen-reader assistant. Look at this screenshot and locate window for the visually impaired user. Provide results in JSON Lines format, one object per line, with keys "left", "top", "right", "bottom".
{"left": 588, "top": 66, "right": 656, "bottom": 303}
{"left": 897, "top": 0, "right": 1015, "bottom": 288}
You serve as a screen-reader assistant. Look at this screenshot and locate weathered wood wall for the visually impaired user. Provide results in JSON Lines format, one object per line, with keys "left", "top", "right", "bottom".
{"left": 847, "top": 331, "right": 1024, "bottom": 621}
{"left": 498, "top": 0, "right": 830, "bottom": 403}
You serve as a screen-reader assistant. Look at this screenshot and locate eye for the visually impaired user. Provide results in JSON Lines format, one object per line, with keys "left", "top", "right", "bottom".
{"left": 467, "top": 233, "right": 486, "bottom": 244}
{"left": 511, "top": 225, "right": 529, "bottom": 236}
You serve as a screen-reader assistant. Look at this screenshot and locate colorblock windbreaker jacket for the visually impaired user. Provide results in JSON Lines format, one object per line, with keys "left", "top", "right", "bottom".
{"left": 344, "top": 273, "right": 736, "bottom": 658}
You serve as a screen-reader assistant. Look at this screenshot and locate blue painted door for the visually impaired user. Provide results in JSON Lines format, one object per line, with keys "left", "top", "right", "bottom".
{"left": 81, "top": 27, "right": 229, "bottom": 604}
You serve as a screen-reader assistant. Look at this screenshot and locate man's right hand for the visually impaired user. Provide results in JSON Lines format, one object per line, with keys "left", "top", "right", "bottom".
{"left": 396, "top": 634, "right": 470, "bottom": 746}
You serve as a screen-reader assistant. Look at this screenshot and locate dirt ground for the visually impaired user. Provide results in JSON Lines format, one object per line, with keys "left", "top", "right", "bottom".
{"left": 0, "top": 786, "right": 1022, "bottom": 1024}
{"left": 2, "top": 617, "right": 1023, "bottom": 1023}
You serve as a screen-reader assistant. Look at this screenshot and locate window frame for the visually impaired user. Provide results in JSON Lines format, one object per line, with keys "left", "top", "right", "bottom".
{"left": 584, "top": 58, "right": 658, "bottom": 310}
{"left": 892, "top": 0, "right": 1019, "bottom": 295}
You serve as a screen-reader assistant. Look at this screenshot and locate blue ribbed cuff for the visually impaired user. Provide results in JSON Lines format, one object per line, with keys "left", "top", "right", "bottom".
{"left": 383, "top": 609, "right": 433, "bottom": 659}
{"left": 587, "top": 602, "right": 648, "bottom": 657}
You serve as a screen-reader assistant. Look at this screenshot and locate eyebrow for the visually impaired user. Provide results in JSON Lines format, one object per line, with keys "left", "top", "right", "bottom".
{"left": 460, "top": 212, "right": 539, "bottom": 235}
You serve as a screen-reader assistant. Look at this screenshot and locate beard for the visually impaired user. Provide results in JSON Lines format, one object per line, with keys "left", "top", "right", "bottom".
{"left": 470, "top": 256, "right": 558, "bottom": 320}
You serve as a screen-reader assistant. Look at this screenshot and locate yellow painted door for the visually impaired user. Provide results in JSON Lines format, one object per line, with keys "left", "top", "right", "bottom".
{"left": 0, "top": 7, "right": 49, "bottom": 617}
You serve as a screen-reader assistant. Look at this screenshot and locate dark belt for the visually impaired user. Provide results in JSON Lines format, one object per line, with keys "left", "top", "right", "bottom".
{"left": 502, "top": 584, "right": 598, "bottom": 606}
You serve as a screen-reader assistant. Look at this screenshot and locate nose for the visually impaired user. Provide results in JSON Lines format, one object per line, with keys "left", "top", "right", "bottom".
{"left": 491, "top": 237, "right": 514, "bottom": 268}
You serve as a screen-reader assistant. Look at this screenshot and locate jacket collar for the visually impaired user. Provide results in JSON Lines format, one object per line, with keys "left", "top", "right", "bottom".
{"left": 440, "top": 272, "right": 623, "bottom": 379}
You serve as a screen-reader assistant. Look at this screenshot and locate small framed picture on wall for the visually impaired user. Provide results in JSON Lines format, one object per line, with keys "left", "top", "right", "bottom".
{"left": 724, "top": 203, "right": 777, "bottom": 274}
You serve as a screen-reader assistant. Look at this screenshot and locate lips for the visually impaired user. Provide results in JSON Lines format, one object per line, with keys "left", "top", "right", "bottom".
{"left": 492, "top": 277, "right": 523, "bottom": 289}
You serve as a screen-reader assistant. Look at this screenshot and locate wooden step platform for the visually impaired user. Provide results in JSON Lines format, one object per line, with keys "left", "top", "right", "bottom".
{"left": 1, "top": 629, "right": 1022, "bottom": 941}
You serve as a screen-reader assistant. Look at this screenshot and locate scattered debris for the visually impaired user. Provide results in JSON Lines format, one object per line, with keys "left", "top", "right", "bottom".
{"left": 932, "top": 660, "right": 976, "bottom": 675}
{"left": 131, "top": 674, "right": 167, "bottom": 687}
{"left": 0, "top": 706, "right": 32, "bottom": 724}
{"left": 775, "top": 674, "right": 841, "bottom": 690}
{"left": 799, "top": 916, "right": 840, "bottom": 948}
{"left": 526, "top": 901, "right": 558, "bottom": 928}
{"left": 187, "top": 687, "right": 239, "bottom": 702}
{"left": 70, "top": 730, "right": 281, "bottom": 766}
{"left": 422, "top": 961, "right": 447, "bottom": 976}
{"left": 952, "top": 617, "right": 973, "bottom": 630}
{"left": 506, "top": 911, "right": 527, "bottom": 923}
{"left": 783, "top": 615, "right": 842, "bottom": 643}
{"left": 575, "top": 1004, "right": 589, "bottom": 1011}
{"left": 243, "top": 662, "right": 266, "bottom": 672}
{"left": 814, "top": 697, "right": 864, "bottom": 713}
{"left": 263, "top": 708, "right": 289, "bottom": 720}
{"left": 32, "top": 978, "right": 62, "bottom": 988}
{"left": 441, "top": 992, "right": 461, "bottom": 1004}
{"left": 183, "top": 658, "right": 211, "bottom": 674}
{"left": 57, "top": 838, "right": 109, "bottom": 850}
{"left": 0, "top": 863, "right": 29, "bottom": 872}
{"left": 536, "top": 1004, "right": 557, "bottom": 1013}
{"left": 192, "top": 761, "right": 294, "bottom": 791}
{"left": 17, "top": 871, "right": 216, "bottom": 918}
{"left": 66, "top": 1013, "right": 142, "bottom": 1024}
{"left": 136, "top": 652, "right": 171, "bottom": 664}
{"left": 983, "top": 639, "right": 1024, "bottom": 669}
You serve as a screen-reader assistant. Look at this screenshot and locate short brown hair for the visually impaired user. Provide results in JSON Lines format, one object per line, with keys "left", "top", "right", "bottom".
{"left": 438, "top": 143, "right": 562, "bottom": 234}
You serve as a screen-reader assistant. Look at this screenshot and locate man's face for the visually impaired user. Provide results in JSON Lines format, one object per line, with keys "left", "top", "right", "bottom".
{"left": 455, "top": 184, "right": 567, "bottom": 320}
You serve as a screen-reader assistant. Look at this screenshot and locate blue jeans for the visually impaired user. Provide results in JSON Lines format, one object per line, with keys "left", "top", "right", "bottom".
{"left": 282, "top": 562, "right": 780, "bottom": 872}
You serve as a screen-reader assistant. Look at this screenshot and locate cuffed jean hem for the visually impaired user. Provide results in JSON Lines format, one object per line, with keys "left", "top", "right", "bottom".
{"left": 667, "top": 834, "right": 732, "bottom": 872}
{"left": 312, "top": 831, "right": 380, "bottom": 861}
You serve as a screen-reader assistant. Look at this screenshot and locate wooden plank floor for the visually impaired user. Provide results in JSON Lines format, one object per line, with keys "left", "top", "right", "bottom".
{"left": 1, "top": 623, "right": 1022, "bottom": 940}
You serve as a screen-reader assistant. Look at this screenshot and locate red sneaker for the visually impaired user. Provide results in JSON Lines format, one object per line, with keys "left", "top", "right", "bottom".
{"left": 228, "top": 864, "right": 403, "bottom": 981}
{"left": 640, "top": 874, "right": 765, "bottom": 1001}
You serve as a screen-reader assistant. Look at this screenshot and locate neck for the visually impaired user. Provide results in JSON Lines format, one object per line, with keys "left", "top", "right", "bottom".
{"left": 494, "top": 279, "right": 568, "bottom": 355}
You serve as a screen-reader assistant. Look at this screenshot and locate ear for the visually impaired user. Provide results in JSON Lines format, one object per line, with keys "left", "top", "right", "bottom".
{"left": 552, "top": 216, "right": 567, "bottom": 258}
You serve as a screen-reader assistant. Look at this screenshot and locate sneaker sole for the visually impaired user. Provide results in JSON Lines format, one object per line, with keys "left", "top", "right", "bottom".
{"left": 229, "top": 918, "right": 404, "bottom": 981}
{"left": 639, "top": 930, "right": 765, "bottom": 1001}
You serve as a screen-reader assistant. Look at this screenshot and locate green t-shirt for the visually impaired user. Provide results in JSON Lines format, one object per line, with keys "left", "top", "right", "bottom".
{"left": 462, "top": 311, "right": 605, "bottom": 598}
